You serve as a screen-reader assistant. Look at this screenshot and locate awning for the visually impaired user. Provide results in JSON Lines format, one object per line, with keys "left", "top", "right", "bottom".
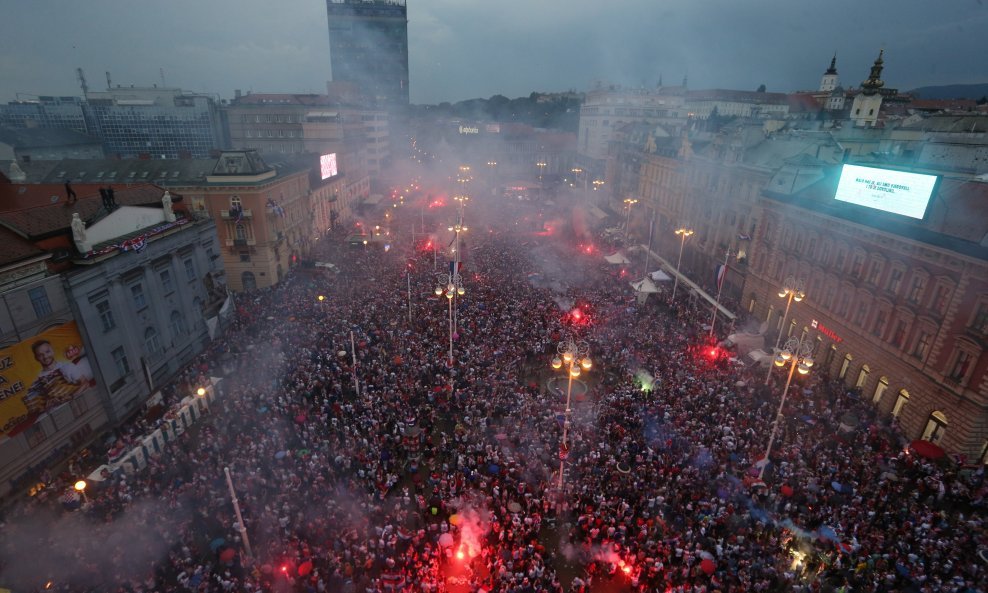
{"left": 630, "top": 277, "right": 660, "bottom": 293}
{"left": 650, "top": 269, "right": 672, "bottom": 282}
{"left": 604, "top": 252, "right": 631, "bottom": 264}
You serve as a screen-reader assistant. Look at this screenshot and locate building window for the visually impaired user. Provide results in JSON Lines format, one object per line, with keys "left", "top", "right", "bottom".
{"left": 169, "top": 310, "right": 186, "bottom": 338}
{"left": 892, "top": 389, "right": 909, "bottom": 419}
{"left": 871, "top": 309, "right": 888, "bottom": 338}
{"left": 948, "top": 350, "right": 973, "bottom": 384}
{"left": 866, "top": 260, "right": 882, "bottom": 285}
{"left": 872, "top": 376, "right": 889, "bottom": 404}
{"left": 930, "top": 284, "right": 951, "bottom": 315}
{"left": 855, "top": 364, "right": 870, "bottom": 389}
{"left": 230, "top": 195, "right": 242, "bottom": 209}
{"left": 921, "top": 411, "right": 948, "bottom": 445}
{"left": 184, "top": 258, "right": 196, "bottom": 281}
{"left": 239, "top": 251, "right": 250, "bottom": 262}
{"left": 891, "top": 320, "right": 909, "bottom": 349}
{"left": 839, "top": 353, "right": 853, "bottom": 380}
{"left": 850, "top": 253, "right": 865, "bottom": 278}
{"left": 24, "top": 424, "right": 47, "bottom": 448}
{"left": 853, "top": 302, "right": 870, "bottom": 327}
{"left": 887, "top": 268, "right": 903, "bottom": 294}
{"left": 235, "top": 224, "right": 247, "bottom": 241}
{"left": 970, "top": 302, "right": 988, "bottom": 335}
{"left": 145, "top": 327, "right": 162, "bottom": 356}
{"left": 96, "top": 300, "right": 115, "bottom": 331}
{"left": 908, "top": 275, "right": 926, "bottom": 303}
{"left": 159, "top": 269, "right": 173, "bottom": 293}
{"left": 130, "top": 283, "right": 146, "bottom": 310}
{"left": 28, "top": 286, "right": 53, "bottom": 317}
{"left": 912, "top": 330, "right": 932, "bottom": 361}
{"left": 112, "top": 346, "right": 130, "bottom": 377}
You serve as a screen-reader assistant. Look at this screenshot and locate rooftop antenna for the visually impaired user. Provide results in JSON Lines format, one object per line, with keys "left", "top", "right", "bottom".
{"left": 76, "top": 67, "right": 89, "bottom": 96}
{"left": 106, "top": 71, "right": 112, "bottom": 89}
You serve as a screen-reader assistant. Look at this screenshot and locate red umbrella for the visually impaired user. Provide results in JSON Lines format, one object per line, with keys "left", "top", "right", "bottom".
{"left": 298, "top": 560, "right": 313, "bottom": 576}
{"left": 219, "top": 548, "right": 236, "bottom": 563}
{"left": 909, "top": 439, "right": 945, "bottom": 460}
{"left": 700, "top": 558, "right": 715, "bottom": 575}
{"left": 780, "top": 484, "right": 794, "bottom": 497}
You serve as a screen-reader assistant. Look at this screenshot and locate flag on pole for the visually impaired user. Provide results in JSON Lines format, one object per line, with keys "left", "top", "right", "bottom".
{"left": 716, "top": 264, "right": 726, "bottom": 291}
{"left": 449, "top": 261, "right": 462, "bottom": 275}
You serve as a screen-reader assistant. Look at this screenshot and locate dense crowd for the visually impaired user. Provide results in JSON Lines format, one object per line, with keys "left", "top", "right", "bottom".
{"left": 0, "top": 197, "right": 985, "bottom": 593}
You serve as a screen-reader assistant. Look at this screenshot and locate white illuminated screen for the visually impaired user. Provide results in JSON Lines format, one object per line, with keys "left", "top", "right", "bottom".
{"left": 320, "top": 153, "right": 338, "bottom": 180}
{"left": 834, "top": 164, "right": 937, "bottom": 220}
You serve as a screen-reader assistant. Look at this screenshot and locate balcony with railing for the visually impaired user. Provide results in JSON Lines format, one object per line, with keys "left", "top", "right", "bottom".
{"left": 220, "top": 208, "right": 252, "bottom": 220}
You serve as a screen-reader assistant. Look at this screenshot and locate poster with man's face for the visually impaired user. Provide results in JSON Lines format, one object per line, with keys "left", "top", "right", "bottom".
{"left": 0, "top": 321, "right": 95, "bottom": 439}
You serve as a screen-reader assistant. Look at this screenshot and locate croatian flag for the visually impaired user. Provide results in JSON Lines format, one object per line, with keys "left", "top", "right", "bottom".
{"left": 715, "top": 264, "right": 726, "bottom": 291}
{"left": 449, "top": 261, "right": 462, "bottom": 275}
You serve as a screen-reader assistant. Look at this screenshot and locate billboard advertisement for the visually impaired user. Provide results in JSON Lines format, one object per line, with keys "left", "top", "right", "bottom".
{"left": 0, "top": 321, "right": 95, "bottom": 439}
{"left": 320, "top": 153, "right": 338, "bottom": 180}
{"left": 834, "top": 164, "right": 937, "bottom": 220}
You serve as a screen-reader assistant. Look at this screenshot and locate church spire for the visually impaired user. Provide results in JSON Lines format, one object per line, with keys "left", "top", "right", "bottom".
{"left": 825, "top": 52, "right": 837, "bottom": 75}
{"left": 861, "top": 49, "right": 885, "bottom": 95}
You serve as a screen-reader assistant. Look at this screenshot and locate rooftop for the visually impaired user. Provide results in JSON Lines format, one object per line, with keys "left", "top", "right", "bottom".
{"left": 0, "top": 127, "right": 103, "bottom": 149}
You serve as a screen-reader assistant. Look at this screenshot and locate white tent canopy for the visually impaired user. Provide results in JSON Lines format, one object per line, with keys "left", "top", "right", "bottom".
{"left": 650, "top": 269, "right": 672, "bottom": 282}
{"left": 604, "top": 252, "right": 631, "bottom": 265}
{"left": 630, "top": 277, "right": 660, "bottom": 293}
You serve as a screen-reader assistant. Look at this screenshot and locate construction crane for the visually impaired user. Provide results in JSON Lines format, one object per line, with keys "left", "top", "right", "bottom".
{"left": 76, "top": 67, "right": 89, "bottom": 96}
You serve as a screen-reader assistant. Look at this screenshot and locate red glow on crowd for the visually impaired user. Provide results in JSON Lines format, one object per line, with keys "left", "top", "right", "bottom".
{"left": 428, "top": 197, "right": 446, "bottom": 208}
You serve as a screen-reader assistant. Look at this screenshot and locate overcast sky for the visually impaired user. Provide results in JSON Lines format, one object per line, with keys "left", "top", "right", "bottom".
{"left": 1, "top": 0, "right": 985, "bottom": 105}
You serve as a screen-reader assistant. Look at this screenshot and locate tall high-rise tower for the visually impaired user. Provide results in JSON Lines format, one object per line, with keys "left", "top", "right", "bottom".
{"left": 326, "top": 0, "right": 409, "bottom": 109}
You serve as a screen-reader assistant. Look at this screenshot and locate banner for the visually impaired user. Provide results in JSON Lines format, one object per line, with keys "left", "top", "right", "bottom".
{"left": 0, "top": 321, "right": 95, "bottom": 439}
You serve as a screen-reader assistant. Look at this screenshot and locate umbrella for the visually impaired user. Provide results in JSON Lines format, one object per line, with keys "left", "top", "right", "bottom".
{"left": 831, "top": 481, "right": 843, "bottom": 493}
{"left": 507, "top": 502, "right": 522, "bottom": 513}
{"left": 449, "top": 514, "right": 461, "bottom": 525}
{"left": 219, "top": 548, "right": 236, "bottom": 563}
{"left": 818, "top": 526, "right": 838, "bottom": 542}
{"left": 700, "top": 558, "right": 715, "bottom": 575}
{"left": 438, "top": 533, "right": 454, "bottom": 548}
{"left": 295, "top": 414, "right": 307, "bottom": 424}
{"left": 909, "top": 439, "right": 945, "bottom": 460}
{"left": 616, "top": 462, "right": 631, "bottom": 474}
{"left": 780, "top": 484, "right": 794, "bottom": 497}
{"left": 210, "top": 538, "right": 226, "bottom": 552}
{"left": 488, "top": 464, "right": 500, "bottom": 475}
{"left": 298, "top": 560, "right": 313, "bottom": 576}
{"left": 275, "top": 451, "right": 287, "bottom": 460}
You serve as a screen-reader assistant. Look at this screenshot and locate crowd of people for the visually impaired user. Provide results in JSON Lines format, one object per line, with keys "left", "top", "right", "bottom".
{"left": 0, "top": 194, "right": 985, "bottom": 593}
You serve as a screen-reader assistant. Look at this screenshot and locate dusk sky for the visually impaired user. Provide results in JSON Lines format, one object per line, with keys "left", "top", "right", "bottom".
{"left": 1, "top": 0, "right": 986, "bottom": 105}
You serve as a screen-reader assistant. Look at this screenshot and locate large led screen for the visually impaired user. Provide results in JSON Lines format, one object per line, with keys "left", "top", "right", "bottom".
{"left": 834, "top": 164, "right": 937, "bottom": 220}
{"left": 320, "top": 153, "right": 338, "bottom": 180}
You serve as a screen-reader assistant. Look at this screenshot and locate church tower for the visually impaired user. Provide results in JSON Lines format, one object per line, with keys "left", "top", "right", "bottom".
{"left": 819, "top": 53, "right": 840, "bottom": 92}
{"left": 851, "top": 50, "right": 885, "bottom": 127}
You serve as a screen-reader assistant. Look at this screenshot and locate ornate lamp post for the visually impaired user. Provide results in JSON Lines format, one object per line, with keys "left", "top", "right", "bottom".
{"left": 759, "top": 336, "right": 813, "bottom": 479}
{"left": 435, "top": 272, "right": 465, "bottom": 367}
{"left": 623, "top": 198, "right": 639, "bottom": 240}
{"left": 765, "top": 277, "right": 806, "bottom": 385}
{"left": 671, "top": 225, "right": 694, "bottom": 300}
{"left": 551, "top": 338, "right": 591, "bottom": 492}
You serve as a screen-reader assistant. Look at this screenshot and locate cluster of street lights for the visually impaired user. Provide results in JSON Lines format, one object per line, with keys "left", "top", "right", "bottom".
{"left": 765, "top": 277, "right": 806, "bottom": 384}
{"left": 671, "top": 225, "right": 694, "bottom": 300}
{"left": 623, "top": 198, "right": 639, "bottom": 240}
{"left": 550, "top": 338, "right": 592, "bottom": 491}
{"left": 759, "top": 336, "right": 814, "bottom": 479}
{"left": 435, "top": 273, "right": 466, "bottom": 367}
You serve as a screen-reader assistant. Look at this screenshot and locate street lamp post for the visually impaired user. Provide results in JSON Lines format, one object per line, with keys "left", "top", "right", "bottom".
{"left": 551, "top": 338, "right": 591, "bottom": 492}
{"left": 536, "top": 159, "right": 547, "bottom": 200}
{"left": 759, "top": 336, "right": 814, "bottom": 479}
{"left": 571, "top": 167, "right": 587, "bottom": 203}
{"left": 709, "top": 248, "right": 732, "bottom": 338}
{"left": 224, "top": 466, "right": 254, "bottom": 563}
{"left": 447, "top": 221, "right": 468, "bottom": 333}
{"left": 765, "top": 277, "right": 806, "bottom": 385}
{"left": 671, "top": 226, "right": 694, "bottom": 300}
{"left": 623, "top": 198, "right": 639, "bottom": 240}
{"left": 435, "top": 272, "right": 465, "bottom": 367}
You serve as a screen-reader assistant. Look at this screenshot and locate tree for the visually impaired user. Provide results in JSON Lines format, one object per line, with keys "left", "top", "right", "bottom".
{"left": 756, "top": 84, "right": 767, "bottom": 93}
{"left": 977, "top": 95, "right": 987, "bottom": 105}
